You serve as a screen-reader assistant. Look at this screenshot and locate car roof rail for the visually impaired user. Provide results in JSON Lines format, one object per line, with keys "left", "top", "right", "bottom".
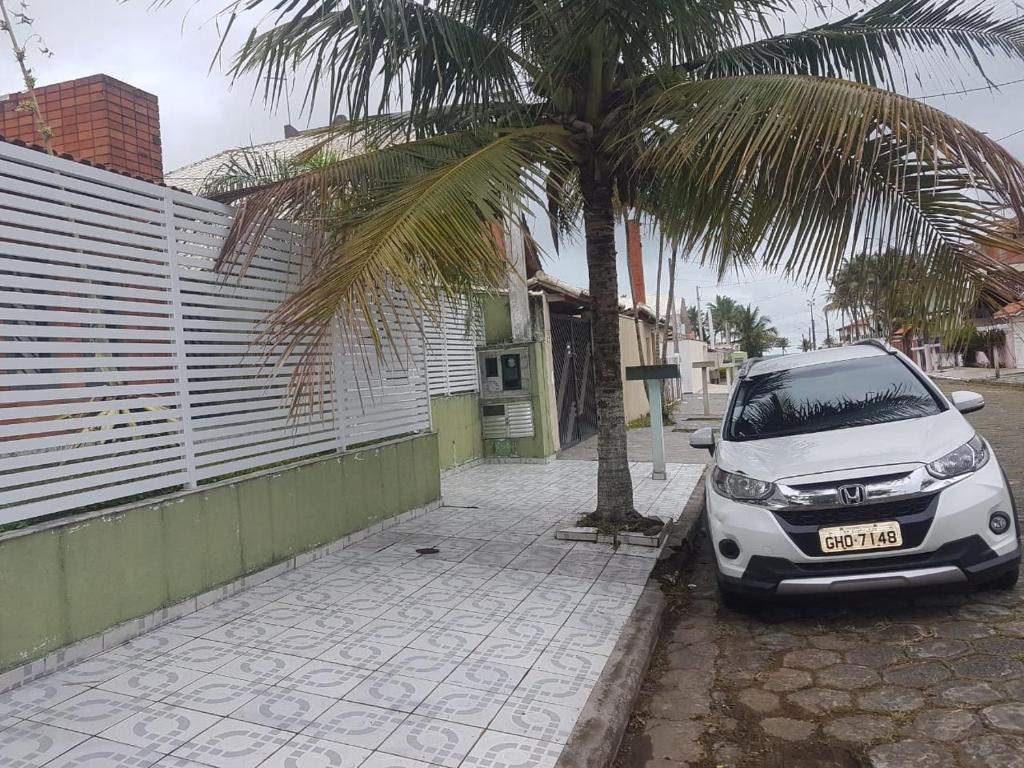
{"left": 736, "top": 358, "right": 761, "bottom": 378}
{"left": 855, "top": 338, "right": 897, "bottom": 354}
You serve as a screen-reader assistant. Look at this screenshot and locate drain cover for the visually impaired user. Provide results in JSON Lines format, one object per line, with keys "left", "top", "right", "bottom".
{"left": 416, "top": 547, "right": 439, "bottom": 555}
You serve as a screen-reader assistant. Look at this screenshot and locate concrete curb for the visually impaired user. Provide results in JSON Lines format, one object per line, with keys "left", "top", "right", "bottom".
{"left": 556, "top": 474, "right": 707, "bottom": 768}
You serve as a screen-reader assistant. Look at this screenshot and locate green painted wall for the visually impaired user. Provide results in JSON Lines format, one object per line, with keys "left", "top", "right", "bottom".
{"left": 482, "top": 342, "right": 558, "bottom": 460}
{"left": 483, "top": 294, "right": 513, "bottom": 345}
{"left": 431, "top": 393, "right": 484, "bottom": 470}
{"left": 0, "top": 432, "right": 440, "bottom": 673}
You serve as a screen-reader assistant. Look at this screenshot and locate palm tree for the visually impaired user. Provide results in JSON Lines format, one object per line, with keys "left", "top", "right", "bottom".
{"left": 734, "top": 305, "right": 779, "bottom": 358}
{"left": 186, "top": 0, "right": 1024, "bottom": 523}
{"left": 778, "top": 337, "right": 790, "bottom": 355}
{"left": 801, "top": 337, "right": 814, "bottom": 353}
{"left": 710, "top": 295, "right": 740, "bottom": 345}
{"left": 686, "top": 306, "right": 705, "bottom": 343}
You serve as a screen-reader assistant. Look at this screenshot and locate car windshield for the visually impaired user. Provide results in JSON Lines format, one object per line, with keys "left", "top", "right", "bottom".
{"left": 726, "top": 355, "right": 945, "bottom": 441}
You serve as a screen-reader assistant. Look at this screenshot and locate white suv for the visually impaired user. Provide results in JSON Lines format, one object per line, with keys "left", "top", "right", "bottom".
{"left": 690, "top": 341, "right": 1019, "bottom": 606}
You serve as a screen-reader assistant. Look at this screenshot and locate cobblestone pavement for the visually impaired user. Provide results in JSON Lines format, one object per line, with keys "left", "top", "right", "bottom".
{"left": 616, "top": 382, "right": 1024, "bottom": 768}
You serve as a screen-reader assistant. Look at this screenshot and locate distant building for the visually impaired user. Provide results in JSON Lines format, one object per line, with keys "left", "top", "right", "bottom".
{"left": 837, "top": 318, "right": 872, "bottom": 344}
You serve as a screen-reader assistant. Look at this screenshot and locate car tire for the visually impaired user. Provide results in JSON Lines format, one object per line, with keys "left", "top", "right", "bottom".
{"left": 985, "top": 565, "right": 1020, "bottom": 591}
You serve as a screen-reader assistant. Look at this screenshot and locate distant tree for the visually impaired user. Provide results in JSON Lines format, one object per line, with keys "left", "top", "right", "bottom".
{"left": 778, "top": 337, "right": 790, "bottom": 355}
{"left": 686, "top": 306, "right": 706, "bottom": 342}
{"left": 735, "top": 305, "right": 779, "bottom": 357}
{"left": 710, "top": 295, "right": 740, "bottom": 344}
{"left": 801, "top": 337, "right": 814, "bottom": 352}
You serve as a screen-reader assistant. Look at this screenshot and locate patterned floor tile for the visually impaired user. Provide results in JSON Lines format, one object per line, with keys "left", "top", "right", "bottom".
{"left": 230, "top": 685, "right": 335, "bottom": 733}
{"left": 295, "top": 610, "right": 373, "bottom": 638}
{"left": 203, "top": 619, "right": 288, "bottom": 647}
{"left": 460, "top": 730, "right": 562, "bottom": 768}
{"left": 161, "top": 674, "right": 269, "bottom": 717}
{"left": 171, "top": 718, "right": 290, "bottom": 768}
{"left": 548, "top": 626, "right": 620, "bottom": 656}
{"left": 244, "top": 602, "right": 323, "bottom": 628}
{"left": 538, "top": 575, "right": 595, "bottom": 594}
{"left": 162, "top": 639, "right": 241, "bottom": 673}
{"left": 317, "top": 637, "right": 404, "bottom": 671}
{"left": 513, "top": 670, "right": 596, "bottom": 709}
{"left": 251, "top": 628, "right": 336, "bottom": 659}
{"left": 429, "top": 609, "right": 502, "bottom": 636}
{"left": 301, "top": 701, "right": 407, "bottom": 750}
{"left": 376, "top": 649, "right": 463, "bottom": 683}
{"left": 52, "top": 652, "right": 134, "bottom": 686}
{"left": 164, "top": 614, "right": 232, "bottom": 639}
{"left": 343, "top": 672, "right": 437, "bottom": 713}
{"left": 153, "top": 758, "right": 209, "bottom": 767}
{"left": 378, "top": 603, "right": 448, "bottom": 630}
{"left": 99, "top": 702, "right": 220, "bottom": 753}
{"left": 490, "top": 619, "right": 559, "bottom": 645}
{"left": 532, "top": 647, "right": 607, "bottom": 680}
{"left": 0, "top": 680, "right": 88, "bottom": 719}
{"left": 403, "top": 588, "right": 473, "bottom": 610}
{"left": 506, "top": 603, "right": 574, "bottom": 626}
{"left": 44, "top": 736, "right": 164, "bottom": 767}
{"left": 562, "top": 608, "right": 628, "bottom": 633}
{"left": 376, "top": 714, "right": 482, "bottom": 768}
{"left": 280, "top": 660, "right": 372, "bottom": 699}
{"left": 348, "top": 618, "right": 425, "bottom": 647}
{"left": 31, "top": 690, "right": 149, "bottom": 735}
{"left": 469, "top": 637, "right": 547, "bottom": 668}
{"left": 0, "top": 719, "right": 88, "bottom": 767}
{"left": 357, "top": 753, "right": 433, "bottom": 768}
{"left": 408, "top": 628, "right": 485, "bottom": 657}
{"left": 260, "top": 734, "right": 370, "bottom": 767}
{"left": 444, "top": 658, "right": 528, "bottom": 697}
{"left": 490, "top": 696, "right": 581, "bottom": 744}
{"left": 217, "top": 648, "right": 308, "bottom": 684}
{"left": 99, "top": 663, "right": 206, "bottom": 701}
{"left": 330, "top": 595, "right": 395, "bottom": 618}
{"left": 455, "top": 594, "right": 521, "bottom": 618}
{"left": 413, "top": 682, "right": 506, "bottom": 728}
{"left": 116, "top": 630, "right": 196, "bottom": 660}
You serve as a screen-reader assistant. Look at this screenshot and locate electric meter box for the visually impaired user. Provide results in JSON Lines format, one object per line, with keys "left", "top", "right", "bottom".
{"left": 478, "top": 345, "right": 532, "bottom": 399}
{"left": 477, "top": 344, "right": 535, "bottom": 440}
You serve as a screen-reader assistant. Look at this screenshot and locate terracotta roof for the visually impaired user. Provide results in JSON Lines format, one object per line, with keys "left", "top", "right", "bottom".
{"left": 0, "top": 134, "right": 193, "bottom": 193}
{"left": 995, "top": 301, "right": 1024, "bottom": 318}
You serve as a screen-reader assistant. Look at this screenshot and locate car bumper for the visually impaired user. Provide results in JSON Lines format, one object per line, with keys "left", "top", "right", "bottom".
{"left": 706, "top": 458, "right": 1020, "bottom": 596}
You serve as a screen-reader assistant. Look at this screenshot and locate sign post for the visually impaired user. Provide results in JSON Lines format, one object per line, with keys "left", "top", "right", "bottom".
{"left": 626, "top": 364, "right": 681, "bottom": 481}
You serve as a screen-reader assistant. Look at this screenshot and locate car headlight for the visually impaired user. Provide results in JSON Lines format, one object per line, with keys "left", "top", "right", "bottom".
{"left": 713, "top": 467, "right": 776, "bottom": 501}
{"left": 926, "top": 435, "right": 989, "bottom": 479}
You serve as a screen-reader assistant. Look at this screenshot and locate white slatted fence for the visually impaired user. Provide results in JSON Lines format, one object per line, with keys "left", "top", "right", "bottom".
{"left": 0, "top": 141, "right": 466, "bottom": 526}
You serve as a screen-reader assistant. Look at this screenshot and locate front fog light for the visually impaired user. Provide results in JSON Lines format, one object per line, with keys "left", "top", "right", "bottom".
{"left": 990, "top": 512, "right": 1012, "bottom": 535}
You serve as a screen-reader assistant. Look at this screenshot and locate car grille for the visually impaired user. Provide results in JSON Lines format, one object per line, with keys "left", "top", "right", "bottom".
{"left": 773, "top": 494, "right": 936, "bottom": 528}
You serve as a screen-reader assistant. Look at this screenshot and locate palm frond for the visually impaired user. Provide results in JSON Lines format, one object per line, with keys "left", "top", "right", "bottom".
{"left": 637, "top": 74, "right": 1024, "bottom": 331}
{"left": 692, "top": 0, "right": 1024, "bottom": 89}
{"left": 225, "top": 0, "right": 531, "bottom": 122}
{"left": 218, "top": 126, "right": 574, "bottom": 403}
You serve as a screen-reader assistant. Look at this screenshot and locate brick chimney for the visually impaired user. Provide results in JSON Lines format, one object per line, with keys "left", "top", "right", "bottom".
{"left": 626, "top": 219, "right": 646, "bottom": 306}
{"left": 0, "top": 74, "right": 163, "bottom": 182}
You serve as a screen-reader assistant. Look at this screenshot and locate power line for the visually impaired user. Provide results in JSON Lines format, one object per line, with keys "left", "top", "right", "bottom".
{"left": 917, "top": 77, "right": 1024, "bottom": 101}
{"left": 997, "top": 126, "right": 1024, "bottom": 142}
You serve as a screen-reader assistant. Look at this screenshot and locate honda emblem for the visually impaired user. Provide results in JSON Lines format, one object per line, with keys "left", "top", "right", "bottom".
{"left": 838, "top": 484, "right": 867, "bottom": 505}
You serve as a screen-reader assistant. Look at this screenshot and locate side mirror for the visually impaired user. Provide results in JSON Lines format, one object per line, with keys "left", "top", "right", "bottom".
{"left": 950, "top": 390, "right": 985, "bottom": 414}
{"left": 690, "top": 427, "right": 716, "bottom": 454}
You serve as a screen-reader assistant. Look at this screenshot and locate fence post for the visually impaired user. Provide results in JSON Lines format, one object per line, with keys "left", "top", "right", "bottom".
{"left": 163, "top": 194, "right": 199, "bottom": 489}
{"left": 330, "top": 316, "right": 349, "bottom": 452}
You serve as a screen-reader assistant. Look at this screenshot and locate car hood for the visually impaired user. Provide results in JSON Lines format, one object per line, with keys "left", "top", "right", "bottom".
{"left": 715, "top": 409, "right": 975, "bottom": 482}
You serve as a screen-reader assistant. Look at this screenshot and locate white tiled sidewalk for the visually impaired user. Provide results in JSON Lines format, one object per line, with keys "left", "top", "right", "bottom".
{"left": 0, "top": 460, "right": 702, "bottom": 768}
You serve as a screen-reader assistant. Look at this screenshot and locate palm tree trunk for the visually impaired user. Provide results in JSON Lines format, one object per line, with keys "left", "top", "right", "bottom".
{"left": 581, "top": 164, "right": 636, "bottom": 521}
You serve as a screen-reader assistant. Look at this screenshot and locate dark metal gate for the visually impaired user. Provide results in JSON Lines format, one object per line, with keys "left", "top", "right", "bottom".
{"left": 551, "top": 315, "right": 598, "bottom": 449}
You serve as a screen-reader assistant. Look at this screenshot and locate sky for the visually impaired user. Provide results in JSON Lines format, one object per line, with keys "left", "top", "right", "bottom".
{"left": 5, "top": 0, "right": 1024, "bottom": 348}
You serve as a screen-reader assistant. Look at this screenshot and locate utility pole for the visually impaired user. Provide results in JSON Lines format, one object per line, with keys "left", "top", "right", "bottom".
{"left": 824, "top": 308, "right": 831, "bottom": 347}
{"left": 807, "top": 298, "right": 817, "bottom": 350}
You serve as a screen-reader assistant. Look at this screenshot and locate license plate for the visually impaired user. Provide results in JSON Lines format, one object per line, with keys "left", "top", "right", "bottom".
{"left": 818, "top": 521, "right": 902, "bottom": 553}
